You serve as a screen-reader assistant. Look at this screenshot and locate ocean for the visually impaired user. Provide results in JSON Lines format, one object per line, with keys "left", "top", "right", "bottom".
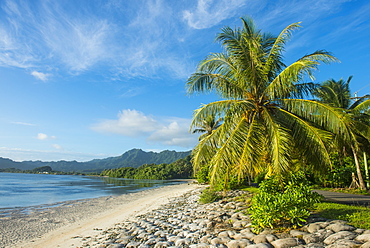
{"left": 0, "top": 172, "right": 181, "bottom": 209}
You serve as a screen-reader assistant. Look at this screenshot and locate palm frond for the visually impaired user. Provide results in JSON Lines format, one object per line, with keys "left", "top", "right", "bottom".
{"left": 277, "top": 108, "right": 333, "bottom": 171}
{"left": 351, "top": 96, "right": 370, "bottom": 113}
{"left": 265, "top": 50, "right": 338, "bottom": 100}
{"left": 208, "top": 116, "right": 249, "bottom": 187}
{"left": 190, "top": 100, "right": 255, "bottom": 132}
{"left": 281, "top": 99, "right": 354, "bottom": 143}
{"left": 264, "top": 22, "right": 301, "bottom": 79}
{"left": 235, "top": 112, "right": 266, "bottom": 180}
{"left": 262, "top": 107, "right": 292, "bottom": 175}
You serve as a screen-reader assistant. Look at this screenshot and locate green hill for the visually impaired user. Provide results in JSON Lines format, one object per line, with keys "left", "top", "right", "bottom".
{"left": 0, "top": 149, "right": 191, "bottom": 173}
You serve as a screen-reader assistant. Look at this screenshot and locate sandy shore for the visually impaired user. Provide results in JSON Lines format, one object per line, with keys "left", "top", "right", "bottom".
{"left": 0, "top": 181, "right": 200, "bottom": 248}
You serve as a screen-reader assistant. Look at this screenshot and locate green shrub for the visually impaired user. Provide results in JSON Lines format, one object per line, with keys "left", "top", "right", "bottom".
{"left": 199, "top": 187, "right": 222, "bottom": 204}
{"left": 249, "top": 172, "right": 322, "bottom": 233}
{"left": 195, "top": 164, "right": 210, "bottom": 184}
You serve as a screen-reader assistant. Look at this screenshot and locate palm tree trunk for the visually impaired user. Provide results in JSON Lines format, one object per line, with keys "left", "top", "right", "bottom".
{"left": 364, "top": 152, "right": 369, "bottom": 189}
{"left": 351, "top": 145, "right": 366, "bottom": 190}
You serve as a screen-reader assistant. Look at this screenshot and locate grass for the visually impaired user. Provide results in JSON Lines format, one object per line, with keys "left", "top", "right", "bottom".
{"left": 315, "top": 187, "right": 370, "bottom": 196}
{"left": 240, "top": 186, "right": 260, "bottom": 194}
{"left": 314, "top": 202, "right": 370, "bottom": 229}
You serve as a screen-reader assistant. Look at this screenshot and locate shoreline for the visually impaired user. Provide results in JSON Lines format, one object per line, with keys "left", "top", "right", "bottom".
{"left": 0, "top": 181, "right": 200, "bottom": 248}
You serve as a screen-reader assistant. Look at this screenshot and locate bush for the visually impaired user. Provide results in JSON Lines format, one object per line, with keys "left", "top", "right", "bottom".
{"left": 199, "top": 187, "right": 222, "bottom": 204}
{"left": 249, "top": 172, "right": 322, "bottom": 233}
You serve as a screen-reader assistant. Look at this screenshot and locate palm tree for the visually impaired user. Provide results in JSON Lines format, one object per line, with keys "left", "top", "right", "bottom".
{"left": 314, "top": 76, "right": 352, "bottom": 109}
{"left": 192, "top": 114, "right": 223, "bottom": 140}
{"left": 186, "top": 17, "right": 351, "bottom": 189}
{"left": 314, "top": 76, "right": 370, "bottom": 189}
{"left": 191, "top": 114, "right": 222, "bottom": 184}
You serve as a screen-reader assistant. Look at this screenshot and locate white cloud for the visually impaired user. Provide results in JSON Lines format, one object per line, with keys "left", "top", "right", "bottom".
{"left": 37, "top": 133, "right": 56, "bottom": 140}
{"left": 91, "top": 109, "right": 197, "bottom": 148}
{"left": 31, "top": 71, "right": 50, "bottom": 81}
{"left": 12, "top": 121, "right": 35, "bottom": 126}
{"left": 52, "top": 144, "right": 63, "bottom": 150}
{"left": 148, "top": 119, "right": 197, "bottom": 148}
{"left": 37, "top": 133, "right": 48, "bottom": 140}
{"left": 183, "top": 0, "right": 246, "bottom": 29}
{"left": 91, "top": 109, "right": 159, "bottom": 136}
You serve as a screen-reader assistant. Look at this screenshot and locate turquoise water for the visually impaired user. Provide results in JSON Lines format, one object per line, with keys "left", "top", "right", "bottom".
{"left": 0, "top": 172, "right": 180, "bottom": 209}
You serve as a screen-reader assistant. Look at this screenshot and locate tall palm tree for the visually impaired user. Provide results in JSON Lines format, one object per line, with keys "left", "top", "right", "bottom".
{"left": 186, "top": 17, "right": 351, "bottom": 188}
{"left": 314, "top": 76, "right": 352, "bottom": 109}
{"left": 192, "top": 114, "right": 223, "bottom": 140}
{"left": 314, "top": 76, "right": 370, "bottom": 189}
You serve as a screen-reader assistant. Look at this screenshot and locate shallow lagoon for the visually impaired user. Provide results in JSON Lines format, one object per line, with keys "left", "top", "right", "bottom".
{"left": 0, "top": 172, "right": 181, "bottom": 209}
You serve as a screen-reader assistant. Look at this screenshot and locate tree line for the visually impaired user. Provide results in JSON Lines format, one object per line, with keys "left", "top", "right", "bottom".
{"left": 100, "top": 156, "right": 193, "bottom": 180}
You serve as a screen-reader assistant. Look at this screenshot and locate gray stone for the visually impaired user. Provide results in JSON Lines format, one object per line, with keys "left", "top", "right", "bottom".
{"left": 265, "top": 234, "right": 277, "bottom": 243}
{"left": 306, "top": 222, "right": 328, "bottom": 233}
{"left": 126, "top": 241, "right": 141, "bottom": 248}
{"left": 361, "top": 241, "right": 370, "bottom": 248}
{"left": 356, "top": 234, "right": 370, "bottom": 243}
{"left": 211, "top": 237, "right": 225, "bottom": 245}
{"left": 302, "top": 233, "right": 322, "bottom": 244}
{"left": 326, "top": 239, "right": 361, "bottom": 248}
{"left": 289, "top": 230, "right": 308, "bottom": 237}
{"left": 323, "top": 231, "right": 357, "bottom": 245}
{"left": 175, "top": 238, "right": 191, "bottom": 246}
{"left": 189, "top": 243, "right": 211, "bottom": 248}
{"left": 234, "top": 233, "right": 248, "bottom": 240}
{"left": 200, "top": 235, "right": 212, "bottom": 243}
{"left": 153, "top": 241, "right": 171, "bottom": 248}
{"left": 246, "top": 243, "right": 273, "bottom": 248}
{"left": 355, "top": 229, "right": 366, "bottom": 234}
{"left": 270, "top": 238, "right": 298, "bottom": 248}
{"left": 251, "top": 234, "right": 268, "bottom": 244}
{"left": 137, "top": 245, "right": 150, "bottom": 248}
{"left": 226, "top": 239, "right": 253, "bottom": 248}
{"left": 218, "top": 231, "right": 230, "bottom": 238}
{"left": 240, "top": 231, "right": 256, "bottom": 240}
{"left": 305, "top": 243, "right": 325, "bottom": 248}
{"left": 227, "top": 240, "right": 244, "bottom": 248}
{"left": 326, "top": 223, "right": 356, "bottom": 232}
{"left": 107, "top": 244, "right": 125, "bottom": 248}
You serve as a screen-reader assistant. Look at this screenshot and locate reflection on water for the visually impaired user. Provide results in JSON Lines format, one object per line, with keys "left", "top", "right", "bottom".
{"left": 0, "top": 173, "right": 184, "bottom": 209}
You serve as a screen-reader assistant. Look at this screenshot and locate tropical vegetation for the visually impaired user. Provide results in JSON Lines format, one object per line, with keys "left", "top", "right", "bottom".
{"left": 313, "top": 76, "right": 370, "bottom": 189}
{"left": 187, "top": 16, "right": 370, "bottom": 190}
{"left": 100, "top": 156, "right": 192, "bottom": 180}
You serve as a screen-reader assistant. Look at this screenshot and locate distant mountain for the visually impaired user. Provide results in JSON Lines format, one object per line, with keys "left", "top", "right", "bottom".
{"left": 0, "top": 149, "right": 191, "bottom": 173}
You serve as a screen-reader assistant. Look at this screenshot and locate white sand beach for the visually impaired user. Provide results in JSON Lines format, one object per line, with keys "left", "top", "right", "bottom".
{"left": 1, "top": 182, "right": 199, "bottom": 248}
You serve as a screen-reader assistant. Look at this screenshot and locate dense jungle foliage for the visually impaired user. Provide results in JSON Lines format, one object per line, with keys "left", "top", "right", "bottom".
{"left": 100, "top": 156, "right": 193, "bottom": 180}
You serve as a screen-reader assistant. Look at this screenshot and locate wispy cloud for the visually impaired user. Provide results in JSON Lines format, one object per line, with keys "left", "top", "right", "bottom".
{"left": 52, "top": 144, "right": 63, "bottom": 150}
{"left": 31, "top": 71, "right": 50, "bottom": 81}
{"left": 37, "top": 133, "right": 56, "bottom": 140}
{"left": 91, "top": 109, "right": 197, "bottom": 148}
{"left": 0, "top": 0, "right": 114, "bottom": 73}
{"left": 183, "top": 0, "right": 246, "bottom": 29}
{"left": 11, "top": 121, "right": 35, "bottom": 126}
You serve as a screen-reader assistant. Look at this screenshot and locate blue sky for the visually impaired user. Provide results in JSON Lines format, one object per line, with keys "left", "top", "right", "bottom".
{"left": 0, "top": 0, "right": 369, "bottom": 162}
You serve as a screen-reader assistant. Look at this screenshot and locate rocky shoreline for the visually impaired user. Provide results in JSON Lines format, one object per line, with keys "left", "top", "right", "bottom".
{"left": 78, "top": 188, "right": 370, "bottom": 248}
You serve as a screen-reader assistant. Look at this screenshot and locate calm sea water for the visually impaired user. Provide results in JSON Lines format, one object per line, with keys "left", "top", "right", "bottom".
{"left": 0, "top": 172, "right": 182, "bottom": 209}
